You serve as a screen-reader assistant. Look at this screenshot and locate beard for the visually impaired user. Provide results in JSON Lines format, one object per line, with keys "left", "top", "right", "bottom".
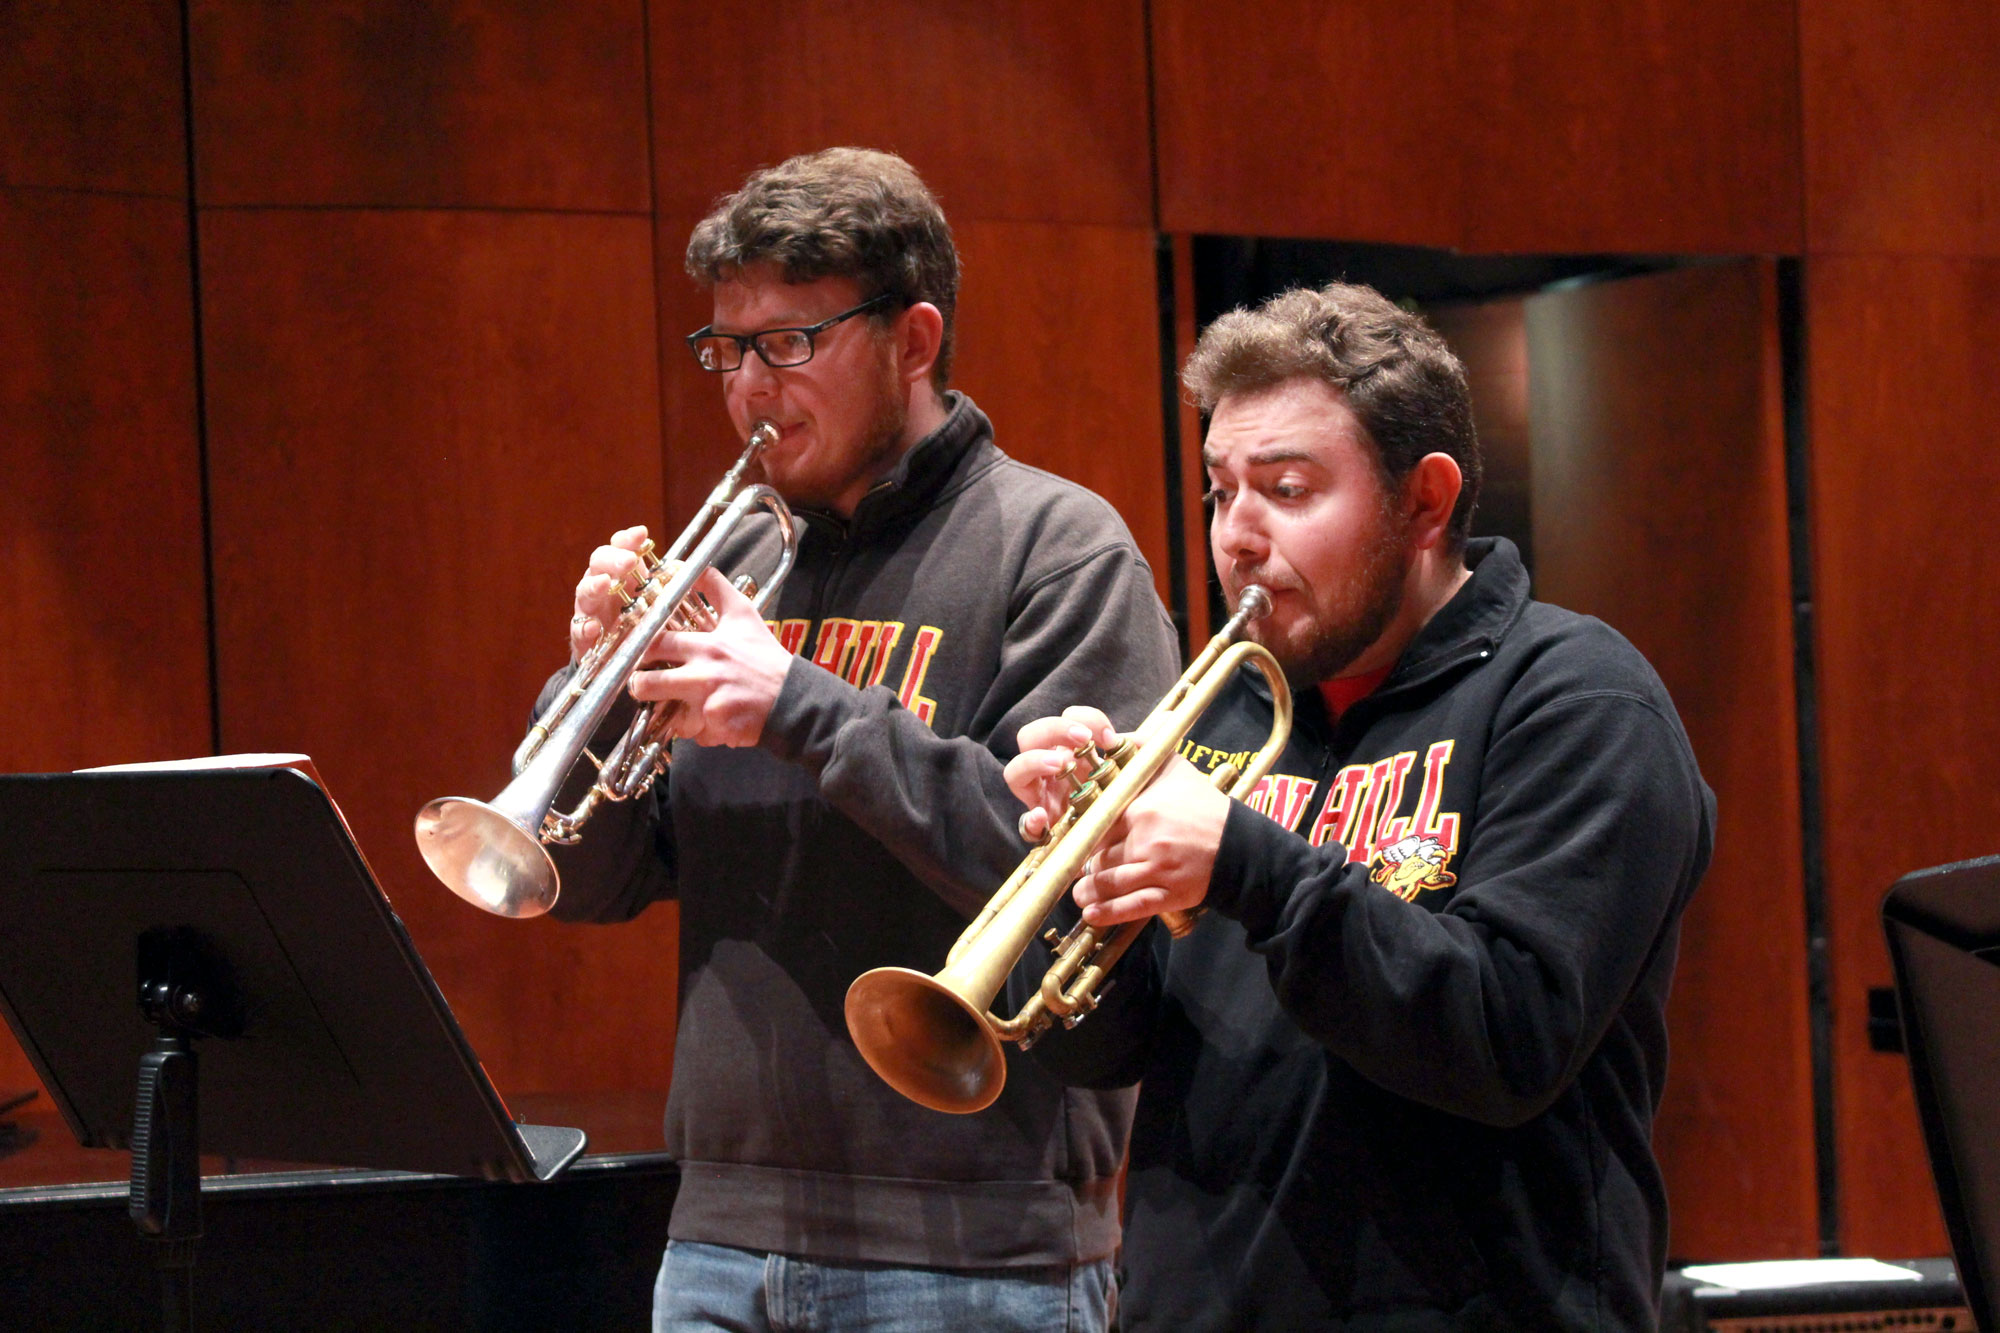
{"left": 852, "top": 352, "right": 911, "bottom": 484}
{"left": 1243, "top": 498, "right": 1414, "bottom": 689}
{"left": 764, "top": 340, "right": 910, "bottom": 511}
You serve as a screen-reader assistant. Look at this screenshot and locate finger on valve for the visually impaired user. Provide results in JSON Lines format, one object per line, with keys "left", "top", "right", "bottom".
{"left": 569, "top": 609, "right": 603, "bottom": 663}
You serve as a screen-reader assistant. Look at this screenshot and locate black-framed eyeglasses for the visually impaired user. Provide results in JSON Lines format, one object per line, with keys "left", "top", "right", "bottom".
{"left": 686, "top": 292, "right": 896, "bottom": 372}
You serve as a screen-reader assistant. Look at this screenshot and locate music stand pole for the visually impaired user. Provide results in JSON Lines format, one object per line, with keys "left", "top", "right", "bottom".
{"left": 128, "top": 927, "right": 244, "bottom": 1333}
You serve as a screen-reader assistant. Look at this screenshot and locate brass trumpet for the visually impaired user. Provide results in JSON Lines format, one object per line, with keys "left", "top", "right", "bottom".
{"left": 844, "top": 587, "right": 1292, "bottom": 1113}
{"left": 414, "top": 421, "right": 797, "bottom": 919}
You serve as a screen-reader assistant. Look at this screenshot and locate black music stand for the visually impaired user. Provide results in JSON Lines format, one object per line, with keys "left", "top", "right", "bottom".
{"left": 0, "top": 766, "right": 585, "bottom": 1331}
{"left": 1882, "top": 854, "right": 2000, "bottom": 1332}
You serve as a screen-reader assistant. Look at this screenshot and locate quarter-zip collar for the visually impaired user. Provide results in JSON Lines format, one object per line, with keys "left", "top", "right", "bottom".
{"left": 1373, "top": 536, "right": 1530, "bottom": 696}
{"left": 789, "top": 391, "right": 997, "bottom": 545}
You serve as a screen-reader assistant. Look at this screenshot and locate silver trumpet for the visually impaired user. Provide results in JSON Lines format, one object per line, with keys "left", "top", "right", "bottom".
{"left": 415, "top": 420, "right": 797, "bottom": 918}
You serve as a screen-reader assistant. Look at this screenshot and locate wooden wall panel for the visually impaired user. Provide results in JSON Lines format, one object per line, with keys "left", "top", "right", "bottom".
{"left": 654, "top": 208, "right": 745, "bottom": 527}
{"left": 198, "top": 208, "right": 676, "bottom": 1098}
{"left": 1150, "top": 0, "right": 1461, "bottom": 244}
{"left": 188, "top": 0, "right": 650, "bottom": 210}
{"left": 952, "top": 221, "right": 1169, "bottom": 594}
{"left": 1527, "top": 261, "right": 1817, "bottom": 1258}
{"left": 1153, "top": 0, "right": 1802, "bottom": 254}
{"left": 0, "top": 186, "right": 207, "bottom": 1100}
{"left": 1802, "top": 0, "right": 2000, "bottom": 258}
{"left": 647, "top": 0, "right": 1152, "bottom": 227}
{"left": 0, "top": 189, "right": 208, "bottom": 775}
{"left": 1458, "top": 0, "right": 1803, "bottom": 254}
{"left": 1807, "top": 255, "right": 2000, "bottom": 1258}
{"left": 1170, "top": 232, "right": 1211, "bottom": 646}
{"left": 0, "top": 0, "right": 186, "bottom": 195}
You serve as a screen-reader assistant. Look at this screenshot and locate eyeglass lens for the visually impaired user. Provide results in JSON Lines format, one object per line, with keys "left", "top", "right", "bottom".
{"left": 689, "top": 294, "right": 891, "bottom": 372}
{"left": 691, "top": 328, "right": 818, "bottom": 372}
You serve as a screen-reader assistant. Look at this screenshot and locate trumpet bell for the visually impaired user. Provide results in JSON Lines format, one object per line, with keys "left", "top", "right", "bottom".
{"left": 415, "top": 796, "right": 560, "bottom": 919}
{"left": 845, "top": 966, "right": 1007, "bottom": 1114}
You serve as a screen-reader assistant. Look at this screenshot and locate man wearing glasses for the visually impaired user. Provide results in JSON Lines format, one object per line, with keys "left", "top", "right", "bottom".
{"left": 542, "top": 147, "right": 1179, "bottom": 1331}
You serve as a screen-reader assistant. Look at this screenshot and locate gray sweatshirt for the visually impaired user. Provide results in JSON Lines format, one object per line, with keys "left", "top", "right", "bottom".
{"left": 542, "top": 394, "right": 1181, "bottom": 1267}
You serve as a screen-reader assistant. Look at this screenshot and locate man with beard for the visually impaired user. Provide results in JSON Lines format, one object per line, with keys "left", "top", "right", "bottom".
{"left": 1007, "top": 282, "right": 1715, "bottom": 1331}
{"left": 544, "top": 148, "right": 1180, "bottom": 1330}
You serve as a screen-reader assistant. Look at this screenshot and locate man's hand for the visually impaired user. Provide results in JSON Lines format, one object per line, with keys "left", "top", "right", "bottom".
{"left": 629, "top": 567, "right": 793, "bottom": 747}
{"left": 1071, "top": 754, "right": 1230, "bottom": 927}
{"left": 1007, "top": 712, "right": 1233, "bottom": 928}
{"left": 1004, "top": 706, "right": 1119, "bottom": 842}
{"left": 570, "top": 525, "right": 651, "bottom": 664}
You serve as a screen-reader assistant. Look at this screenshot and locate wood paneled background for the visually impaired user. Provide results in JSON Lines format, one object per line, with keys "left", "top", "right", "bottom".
{"left": 1525, "top": 261, "right": 1817, "bottom": 1260}
{"left": 4, "top": 0, "right": 1995, "bottom": 1264}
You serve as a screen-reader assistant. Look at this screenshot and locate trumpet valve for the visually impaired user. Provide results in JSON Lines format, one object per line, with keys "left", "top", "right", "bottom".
{"left": 1060, "top": 742, "right": 1122, "bottom": 813}
{"left": 670, "top": 592, "right": 720, "bottom": 632}
{"left": 1016, "top": 808, "right": 1051, "bottom": 845}
{"left": 1038, "top": 949, "right": 1107, "bottom": 1023}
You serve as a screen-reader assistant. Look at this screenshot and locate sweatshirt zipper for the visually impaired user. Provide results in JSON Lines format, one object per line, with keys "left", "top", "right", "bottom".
{"left": 1347, "top": 643, "right": 1496, "bottom": 724}
{"left": 807, "top": 534, "right": 849, "bottom": 628}
{"left": 1287, "top": 646, "right": 1490, "bottom": 851}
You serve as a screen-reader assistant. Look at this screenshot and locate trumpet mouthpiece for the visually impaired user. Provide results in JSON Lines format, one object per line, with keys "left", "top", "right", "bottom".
{"left": 747, "top": 419, "right": 780, "bottom": 452}
{"left": 1237, "top": 585, "right": 1273, "bottom": 621}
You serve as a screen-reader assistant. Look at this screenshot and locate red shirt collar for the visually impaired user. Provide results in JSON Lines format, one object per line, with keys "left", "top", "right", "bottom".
{"left": 1317, "top": 665, "right": 1392, "bottom": 722}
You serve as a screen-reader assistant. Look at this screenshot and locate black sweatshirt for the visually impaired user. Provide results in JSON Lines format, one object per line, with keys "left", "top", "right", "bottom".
{"left": 540, "top": 394, "right": 1182, "bottom": 1268}
{"left": 1043, "top": 538, "right": 1714, "bottom": 1330}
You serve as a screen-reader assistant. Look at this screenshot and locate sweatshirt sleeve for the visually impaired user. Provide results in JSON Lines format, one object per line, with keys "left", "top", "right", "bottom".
{"left": 761, "top": 543, "right": 1182, "bottom": 921}
{"left": 1204, "top": 689, "right": 1712, "bottom": 1127}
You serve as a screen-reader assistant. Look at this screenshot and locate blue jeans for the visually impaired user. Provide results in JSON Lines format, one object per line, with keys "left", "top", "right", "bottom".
{"left": 653, "top": 1239, "right": 1114, "bottom": 1332}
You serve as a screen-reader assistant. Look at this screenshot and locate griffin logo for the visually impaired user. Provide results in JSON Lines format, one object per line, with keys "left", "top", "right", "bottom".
{"left": 1369, "top": 834, "right": 1458, "bottom": 901}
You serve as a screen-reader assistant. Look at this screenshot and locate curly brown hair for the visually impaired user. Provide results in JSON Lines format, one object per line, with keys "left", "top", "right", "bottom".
{"left": 1184, "top": 282, "right": 1482, "bottom": 550}
{"left": 686, "top": 147, "right": 959, "bottom": 388}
